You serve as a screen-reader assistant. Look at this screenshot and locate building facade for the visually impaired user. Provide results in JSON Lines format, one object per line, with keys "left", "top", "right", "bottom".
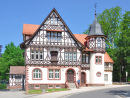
{"left": 19, "top": 8, "right": 114, "bottom": 90}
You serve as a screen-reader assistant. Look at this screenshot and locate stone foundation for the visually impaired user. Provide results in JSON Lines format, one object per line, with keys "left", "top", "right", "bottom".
{"left": 28, "top": 84, "right": 65, "bottom": 90}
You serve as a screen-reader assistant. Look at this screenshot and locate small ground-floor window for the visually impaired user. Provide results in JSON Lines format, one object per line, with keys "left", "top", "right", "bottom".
{"left": 48, "top": 85, "right": 53, "bottom": 88}
{"left": 55, "top": 85, "right": 60, "bottom": 88}
{"left": 104, "top": 74, "right": 108, "bottom": 81}
{"left": 34, "top": 85, "right": 40, "bottom": 89}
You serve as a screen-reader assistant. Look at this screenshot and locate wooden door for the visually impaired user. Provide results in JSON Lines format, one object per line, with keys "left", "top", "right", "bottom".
{"left": 81, "top": 72, "right": 85, "bottom": 84}
{"left": 67, "top": 70, "right": 74, "bottom": 83}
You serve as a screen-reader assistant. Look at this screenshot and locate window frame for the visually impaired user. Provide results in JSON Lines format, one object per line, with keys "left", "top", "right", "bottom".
{"left": 97, "top": 40, "right": 101, "bottom": 48}
{"left": 47, "top": 32, "right": 61, "bottom": 42}
{"left": 104, "top": 74, "right": 108, "bottom": 81}
{"left": 55, "top": 69, "right": 60, "bottom": 79}
{"left": 65, "top": 51, "right": 77, "bottom": 62}
{"left": 48, "top": 85, "right": 54, "bottom": 89}
{"left": 34, "top": 84, "right": 40, "bottom": 89}
{"left": 48, "top": 68, "right": 61, "bottom": 80}
{"left": 32, "top": 68, "right": 42, "bottom": 80}
{"left": 55, "top": 85, "right": 60, "bottom": 88}
{"left": 95, "top": 56, "right": 102, "bottom": 64}
{"left": 50, "top": 17, "right": 57, "bottom": 25}
{"left": 96, "top": 72, "right": 101, "bottom": 77}
{"left": 31, "top": 51, "right": 34, "bottom": 60}
{"left": 73, "top": 52, "right": 76, "bottom": 61}
{"left": 31, "top": 51, "right": 43, "bottom": 61}
{"left": 82, "top": 53, "right": 89, "bottom": 64}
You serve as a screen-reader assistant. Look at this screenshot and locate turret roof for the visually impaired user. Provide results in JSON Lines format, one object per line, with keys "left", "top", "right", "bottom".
{"left": 88, "top": 18, "right": 105, "bottom": 36}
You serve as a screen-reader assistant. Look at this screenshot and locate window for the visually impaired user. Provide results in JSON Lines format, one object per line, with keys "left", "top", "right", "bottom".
{"left": 65, "top": 52, "right": 68, "bottom": 61}
{"left": 31, "top": 52, "right": 34, "bottom": 60}
{"left": 55, "top": 85, "right": 60, "bottom": 88}
{"left": 49, "top": 70, "right": 53, "bottom": 79}
{"left": 49, "top": 85, "right": 53, "bottom": 88}
{"left": 33, "top": 69, "right": 41, "bottom": 79}
{"left": 15, "top": 75, "right": 21, "bottom": 82}
{"left": 69, "top": 52, "right": 72, "bottom": 61}
{"left": 65, "top": 52, "right": 77, "bottom": 61}
{"left": 73, "top": 53, "right": 76, "bottom": 61}
{"left": 104, "top": 74, "right": 108, "bottom": 81}
{"left": 82, "top": 54, "right": 89, "bottom": 63}
{"left": 95, "top": 56, "right": 102, "bottom": 64}
{"left": 34, "top": 85, "right": 40, "bottom": 89}
{"left": 47, "top": 32, "right": 61, "bottom": 42}
{"left": 36, "top": 52, "right": 39, "bottom": 60}
{"left": 96, "top": 72, "right": 101, "bottom": 77}
{"left": 31, "top": 51, "right": 43, "bottom": 61}
{"left": 40, "top": 52, "right": 43, "bottom": 60}
{"left": 55, "top": 69, "right": 60, "bottom": 79}
{"left": 48, "top": 69, "right": 60, "bottom": 79}
{"left": 97, "top": 40, "right": 101, "bottom": 47}
{"left": 51, "top": 17, "right": 57, "bottom": 25}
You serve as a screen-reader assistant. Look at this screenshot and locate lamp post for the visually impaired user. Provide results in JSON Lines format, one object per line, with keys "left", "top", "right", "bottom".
{"left": 126, "top": 72, "right": 128, "bottom": 84}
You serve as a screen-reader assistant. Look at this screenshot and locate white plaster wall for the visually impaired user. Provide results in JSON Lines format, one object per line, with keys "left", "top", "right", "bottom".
{"left": 28, "top": 67, "right": 79, "bottom": 84}
{"left": 77, "top": 49, "right": 81, "bottom": 61}
{"left": 104, "top": 72, "right": 112, "bottom": 85}
{"left": 89, "top": 53, "right": 104, "bottom": 84}
{"left": 26, "top": 47, "right": 30, "bottom": 59}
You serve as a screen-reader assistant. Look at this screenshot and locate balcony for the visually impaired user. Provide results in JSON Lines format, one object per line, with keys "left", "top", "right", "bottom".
{"left": 81, "top": 63, "right": 90, "bottom": 68}
{"left": 104, "top": 66, "right": 113, "bottom": 71}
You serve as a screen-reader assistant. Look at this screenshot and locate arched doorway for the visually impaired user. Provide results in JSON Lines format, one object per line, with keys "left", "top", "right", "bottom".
{"left": 67, "top": 70, "right": 74, "bottom": 83}
{"left": 81, "top": 72, "right": 86, "bottom": 84}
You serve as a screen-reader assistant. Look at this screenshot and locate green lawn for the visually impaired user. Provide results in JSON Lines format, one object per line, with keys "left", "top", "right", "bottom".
{"left": 26, "top": 88, "right": 68, "bottom": 94}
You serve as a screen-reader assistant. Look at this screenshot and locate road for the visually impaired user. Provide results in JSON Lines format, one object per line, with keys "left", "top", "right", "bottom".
{"left": 66, "top": 86, "right": 130, "bottom": 98}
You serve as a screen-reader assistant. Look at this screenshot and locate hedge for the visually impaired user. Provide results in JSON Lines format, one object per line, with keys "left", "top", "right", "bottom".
{"left": 0, "top": 84, "right": 7, "bottom": 89}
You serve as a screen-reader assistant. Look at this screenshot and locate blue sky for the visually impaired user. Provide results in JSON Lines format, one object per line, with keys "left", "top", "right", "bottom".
{"left": 0, "top": 0, "right": 129, "bottom": 53}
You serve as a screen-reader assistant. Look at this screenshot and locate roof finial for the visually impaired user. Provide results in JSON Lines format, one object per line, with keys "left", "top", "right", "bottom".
{"left": 94, "top": 3, "right": 97, "bottom": 18}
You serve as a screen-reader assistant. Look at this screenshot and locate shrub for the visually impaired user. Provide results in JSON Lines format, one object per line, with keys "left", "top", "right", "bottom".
{"left": 0, "top": 84, "right": 7, "bottom": 89}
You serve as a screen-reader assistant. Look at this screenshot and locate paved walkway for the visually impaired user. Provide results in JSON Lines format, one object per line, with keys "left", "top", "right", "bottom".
{"left": 0, "top": 85, "right": 130, "bottom": 98}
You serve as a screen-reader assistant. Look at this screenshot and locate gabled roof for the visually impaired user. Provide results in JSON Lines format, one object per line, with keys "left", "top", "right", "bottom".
{"left": 20, "top": 8, "right": 85, "bottom": 49}
{"left": 104, "top": 52, "right": 114, "bottom": 63}
{"left": 22, "top": 24, "right": 40, "bottom": 35}
{"left": 9, "top": 66, "right": 25, "bottom": 75}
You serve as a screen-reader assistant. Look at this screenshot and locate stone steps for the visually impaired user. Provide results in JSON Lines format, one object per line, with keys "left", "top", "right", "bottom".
{"left": 68, "top": 83, "right": 76, "bottom": 88}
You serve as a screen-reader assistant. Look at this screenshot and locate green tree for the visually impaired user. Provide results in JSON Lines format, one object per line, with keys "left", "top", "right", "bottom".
{"left": 0, "top": 42, "right": 24, "bottom": 79}
{"left": 0, "top": 45, "right": 2, "bottom": 57}
{"left": 97, "top": 6, "right": 122, "bottom": 49}
{"left": 115, "top": 11, "right": 130, "bottom": 81}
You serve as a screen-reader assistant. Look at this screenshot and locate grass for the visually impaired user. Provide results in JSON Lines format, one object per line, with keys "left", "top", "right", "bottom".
{"left": 27, "top": 89, "right": 42, "bottom": 94}
{"left": 26, "top": 88, "right": 68, "bottom": 94}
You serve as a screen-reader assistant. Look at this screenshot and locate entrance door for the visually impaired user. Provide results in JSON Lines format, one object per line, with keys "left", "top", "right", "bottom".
{"left": 67, "top": 70, "right": 74, "bottom": 83}
{"left": 81, "top": 72, "right": 85, "bottom": 84}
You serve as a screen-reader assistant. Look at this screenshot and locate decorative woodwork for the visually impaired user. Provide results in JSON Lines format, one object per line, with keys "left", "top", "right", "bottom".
{"left": 88, "top": 37, "right": 105, "bottom": 52}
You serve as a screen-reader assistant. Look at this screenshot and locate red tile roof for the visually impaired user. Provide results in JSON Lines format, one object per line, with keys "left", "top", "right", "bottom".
{"left": 104, "top": 52, "right": 114, "bottom": 63}
{"left": 9, "top": 66, "right": 25, "bottom": 75}
{"left": 22, "top": 24, "right": 40, "bottom": 35}
{"left": 73, "top": 34, "right": 87, "bottom": 45}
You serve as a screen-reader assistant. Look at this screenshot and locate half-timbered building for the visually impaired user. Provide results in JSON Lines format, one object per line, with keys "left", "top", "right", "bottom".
{"left": 19, "top": 8, "right": 114, "bottom": 90}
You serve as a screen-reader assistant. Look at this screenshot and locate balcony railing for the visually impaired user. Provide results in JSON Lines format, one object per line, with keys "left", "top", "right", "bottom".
{"left": 104, "top": 66, "right": 113, "bottom": 71}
